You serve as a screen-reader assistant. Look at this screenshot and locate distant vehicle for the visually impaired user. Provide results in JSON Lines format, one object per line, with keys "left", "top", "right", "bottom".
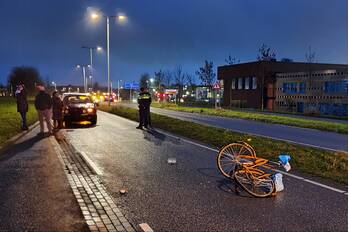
{"left": 62, "top": 93, "right": 97, "bottom": 126}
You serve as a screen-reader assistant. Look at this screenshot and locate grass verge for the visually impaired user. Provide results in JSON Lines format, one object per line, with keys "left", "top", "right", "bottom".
{"left": 151, "top": 102, "right": 347, "bottom": 134}
{"left": 0, "top": 97, "right": 38, "bottom": 147}
{"left": 99, "top": 104, "right": 347, "bottom": 184}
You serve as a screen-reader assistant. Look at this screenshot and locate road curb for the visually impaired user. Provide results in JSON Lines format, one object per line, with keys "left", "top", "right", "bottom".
{"left": 79, "top": 151, "right": 103, "bottom": 176}
{"left": 0, "top": 121, "right": 39, "bottom": 153}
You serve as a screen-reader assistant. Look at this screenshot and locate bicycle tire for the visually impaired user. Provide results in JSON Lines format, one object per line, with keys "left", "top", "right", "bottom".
{"left": 217, "top": 143, "right": 255, "bottom": 179}
{"left": 234, "top": 169, "right": 275, "bottom": 198}
{"left": 237, "top": 141, "right": 257, "bottom": 157}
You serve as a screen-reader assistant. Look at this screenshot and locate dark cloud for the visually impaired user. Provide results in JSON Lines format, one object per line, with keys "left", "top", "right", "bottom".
{"left": 0, "top": 0, "right": 347, "bottom": 86}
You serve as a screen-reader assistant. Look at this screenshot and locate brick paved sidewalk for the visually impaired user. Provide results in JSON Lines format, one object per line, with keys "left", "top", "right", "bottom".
{"left": 51, "top": 133, "right": 136, "bottom": 232}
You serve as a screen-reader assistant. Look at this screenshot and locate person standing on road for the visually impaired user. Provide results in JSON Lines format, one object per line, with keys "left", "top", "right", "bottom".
{"left": 136, "top": 87, "right": 152, "bottom": 129}
{"left": 15, "top": 84, "right": 28, "bottom": 130}
{"left": 52, "top": 91, "right": 63, "bottom": 130}
{"left": 34, "top": 84, "right": 53, "bottom": 136}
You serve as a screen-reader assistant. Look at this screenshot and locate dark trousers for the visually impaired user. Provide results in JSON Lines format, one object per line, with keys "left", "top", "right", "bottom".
{"left": 19, "top": 112, "right": 27, "bottom": 129}
{"left": 53, "top": 119, "right": 62, "bottom": 129}
{"left": 139, "top": 106, "right": 150, "bottom": 127}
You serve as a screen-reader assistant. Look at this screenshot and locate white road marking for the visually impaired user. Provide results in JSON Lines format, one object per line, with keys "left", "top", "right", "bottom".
{"left": 303, "top": 179, "right": 346, "bottom": 194}
{"left": 139, "top": 223, "right": 154, "bottom": 232}
{"left": 79, "top": 151, "right": 103, "bottom": 176}
{"left": 100, "top": 111, "right": 348, "bottom": 195}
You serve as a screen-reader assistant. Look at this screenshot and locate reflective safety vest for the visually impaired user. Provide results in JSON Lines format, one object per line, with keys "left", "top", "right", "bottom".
{"left": 137, "top": 92, "right": 151, "bottom": 107}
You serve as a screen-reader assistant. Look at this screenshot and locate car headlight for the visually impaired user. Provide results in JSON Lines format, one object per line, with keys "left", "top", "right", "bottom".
{"left": 64, "top": 110, "right": 69, "bottom": 114}
{"left": 83, "top": 109, "right": 87, "bottom": 114}
{"left": 87, "top": 108, "right": 94, "bottom": 113}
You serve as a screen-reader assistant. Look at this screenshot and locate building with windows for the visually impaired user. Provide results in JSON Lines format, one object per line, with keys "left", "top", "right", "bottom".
{"left": 218, "top": 61, "right": 347, "bottom": 110}
{"left": 275, "top": 70, "right": 348, "bottom": 116}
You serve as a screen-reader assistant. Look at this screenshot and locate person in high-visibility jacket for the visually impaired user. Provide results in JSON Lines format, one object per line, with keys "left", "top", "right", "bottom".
{"left": 136, "top": 87, "right": 152, "bottom": 129}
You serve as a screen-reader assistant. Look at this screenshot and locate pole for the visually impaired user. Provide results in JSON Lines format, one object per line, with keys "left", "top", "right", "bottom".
{"left": 117, "top": 80, "right": 120, "bottom": 101}
{"left": 82, "top": 66, "right": 86, "bottom": 93}
{"left": 106, "top": 16, "right": 111, "bottom": 106}
{"left": 89, "top": 48, "right": 93, "bottom": 91}
{"left": 129, "top": 83, "right": 132, "bottom": 101}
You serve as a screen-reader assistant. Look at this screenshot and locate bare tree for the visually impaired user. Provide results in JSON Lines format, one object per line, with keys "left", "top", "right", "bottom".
{"left": 305, "top": 45, "right": 317, "bottom": 112}
{"left": 154, "top": 69, "right": 165, "bottom": 92}
{"left": 185, "top": 73, "right": 196, "bottom": 89}
{"left": 195, "top": 60, "right": 216, "bottom": 87}
{"left": 305, "top": 45, "right": 316, "bottom": 63}
{"left": 225, "top": 54, "right": 240, "bottom": 65}
{"left": 173, "top": 65, "right": 186, "bottom": 101}
{"left": 257, "top": 43, "right": 276, "bottom": 61}
{"left": 163, "top": 70, "right": 173, "bottom": 88}
{"left": 139, "top": 73, "right": 150, "bottom": 88}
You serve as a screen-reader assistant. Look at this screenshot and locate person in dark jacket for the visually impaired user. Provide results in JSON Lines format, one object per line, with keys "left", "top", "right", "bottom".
{"left": 136, "top": 87, "right": 152, "bottom": 129}
{"left": 34, "top": 84, "right": 53, "bottom": 135}
{"left": 15, "top": 84, "right": 28, "bottom": 130}
{"left": 52, "top": 91, "right": 63, "bottom": 130}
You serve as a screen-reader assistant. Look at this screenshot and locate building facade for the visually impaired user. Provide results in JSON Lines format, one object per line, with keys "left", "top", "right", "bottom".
{"left": 218, "top": 61, "right": 347, "bottom": 112}
{"left": 275, "top": 70, "right": 348, "bottom": 116}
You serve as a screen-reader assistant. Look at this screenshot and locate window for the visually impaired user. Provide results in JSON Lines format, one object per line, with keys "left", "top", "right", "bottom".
{"left": 324, "top": 80, "right": 348, "bottom": 94}
{"left": 299, "top": 82, "right": 306, "bottom": 94}
{"left": 283, "top": 82, "right": 298, "bottom": 94}
{"left": 245, "top": 77, "right": 250, "bottom": 89}
{"left": 252, "top": 76, "right": 257, "bottom": 89}
{"left": 231, "top": 79, "right": 236, "bottom": 89}
{"left": 238, "top": 78, "right": 243, "bottom": 89}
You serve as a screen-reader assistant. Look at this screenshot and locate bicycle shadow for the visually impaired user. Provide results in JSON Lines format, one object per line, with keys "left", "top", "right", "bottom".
{"left": 196, "top": 167, "right": 253, "bottom": 198}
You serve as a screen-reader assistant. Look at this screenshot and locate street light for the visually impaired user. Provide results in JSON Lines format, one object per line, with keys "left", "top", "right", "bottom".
{"left": 76, "top": 64, "right": 91, "bottom": 93}
{"left": 81, "top": 46, "right": 103, "bottom": 91}
{"left": 51, "top": 81, "right": 57, "bottom": 91}
{"left": 90, "top": 10, "right": 127, "bottom": 106}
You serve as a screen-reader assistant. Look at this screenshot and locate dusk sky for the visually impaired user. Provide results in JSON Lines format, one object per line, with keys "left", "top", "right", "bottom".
{"left": 0, "top": 0, "right": 347, "bottom": 87}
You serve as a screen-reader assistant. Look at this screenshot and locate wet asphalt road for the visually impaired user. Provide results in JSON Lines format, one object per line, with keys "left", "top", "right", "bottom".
{"left": 64, "top": 111, "right": 347, "bottom": 231}
{"left": 121, "top": 103, "right": 347, "bottom": 152}
{"left": 0, "top": 126, "right": 88, "bottom": 231}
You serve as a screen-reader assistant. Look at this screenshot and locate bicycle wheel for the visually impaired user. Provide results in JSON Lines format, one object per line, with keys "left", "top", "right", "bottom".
{"left": 239, "top": 141, "right": 256, "bottom": 157}
{"left": 234, "top": 169, "right": 275, "bottom": 198}
{"left": 217, "top": 143, "right": 255, "bottom": 179}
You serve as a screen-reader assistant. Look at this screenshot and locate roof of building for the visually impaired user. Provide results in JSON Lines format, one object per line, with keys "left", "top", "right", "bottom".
{"left": 218, "top": 60, "right": 347, "bottom": 70}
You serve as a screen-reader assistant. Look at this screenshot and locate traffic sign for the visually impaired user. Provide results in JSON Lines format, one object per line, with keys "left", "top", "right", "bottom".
{"left": 124, "top": 83, "right": 140, "bottom": 90}
{"left": 213, "top": 83, "right": 220, "bottom": 89}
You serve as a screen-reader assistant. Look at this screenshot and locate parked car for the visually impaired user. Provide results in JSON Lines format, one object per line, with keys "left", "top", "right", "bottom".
{"left": 62, "top": 93, "right": 97, "bottom": 126}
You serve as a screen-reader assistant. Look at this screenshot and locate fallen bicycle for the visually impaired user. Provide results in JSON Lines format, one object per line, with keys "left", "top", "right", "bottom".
{"left": 216, "top": 140, "right": 291, "bottom": 198}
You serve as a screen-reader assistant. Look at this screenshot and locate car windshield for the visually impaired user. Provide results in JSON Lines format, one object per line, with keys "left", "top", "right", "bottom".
{"left": 64, "top": 95, "right": 92, "bottom": 104}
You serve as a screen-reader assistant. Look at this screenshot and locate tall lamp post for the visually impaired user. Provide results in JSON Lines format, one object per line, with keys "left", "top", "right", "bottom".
{"left": 81, "top": 46, "right": 102, "bottom": 91}
{"left": 90, "top": 11, "right": 127, "bottom": 106}
{"left": 76, "top": 64, "right": 91, "bottom": 93}
{"left": 117, "top": 79, "right": 123, "bottom": 101}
